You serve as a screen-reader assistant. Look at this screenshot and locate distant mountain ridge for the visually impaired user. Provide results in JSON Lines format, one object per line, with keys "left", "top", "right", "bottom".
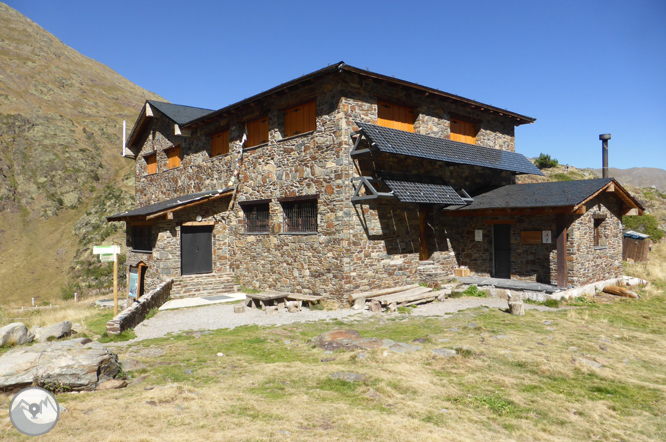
{"left": 0, "top": 2, "right": 163, "bottom": 303}
{"left": 590, "top": 167, "right": 666, "bottom": 193}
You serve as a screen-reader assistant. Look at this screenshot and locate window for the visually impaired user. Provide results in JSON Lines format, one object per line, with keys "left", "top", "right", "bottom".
{"left": 450, "top": 118, "right": 476, "bottom": 144}
{"left": 282, "top": 200, "right": 317, "bottom": 233}
{"left": 242, "top": 202, "right": 270, "bottom": 233}
{"left": 594, "top": 217, "right": 606, "bottom": 247}
{"left": 166, "top": 146, "right": 181, "bottom": 169}
{"left": 377, "top": 101, "right": 414, "bottom": 132}
{"left": 246, "top": 116, "right": 269, "bottom": 148}
{"left": 145, "top": 153, "right": 157, "bottom": 175}
{"left": 131, "top": 225, "right": 152, "bottom": 252}
{"left": 284, "top": 101, "right": 316, "bottom": 137}
{"left": 211, "top": 130, "right": 229, "bottom": 157}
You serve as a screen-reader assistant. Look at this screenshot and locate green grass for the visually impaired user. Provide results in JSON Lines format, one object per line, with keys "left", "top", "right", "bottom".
{"left": 239, "top": 285, "right": 261, "bottom": 295}
{"left": 99, "top": 330, "right": 136, "bottom": 343}
{"left": 552, "top": 173, "right": 573, "bottom": 181}
{"left": 86, "top": 311, "right": 114, "bottom": 335}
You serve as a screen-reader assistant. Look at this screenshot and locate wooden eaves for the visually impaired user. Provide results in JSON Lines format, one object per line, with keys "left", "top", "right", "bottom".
{"left": 111, "top": 190, "right": 234, "bottom": 223}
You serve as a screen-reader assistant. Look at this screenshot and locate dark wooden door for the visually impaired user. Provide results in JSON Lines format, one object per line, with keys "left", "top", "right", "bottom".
{"left": 181, "top": 226, "right": 213, "bottom": 275}
{"left": 493, "top": 224, "right": 511, "bottom": 278}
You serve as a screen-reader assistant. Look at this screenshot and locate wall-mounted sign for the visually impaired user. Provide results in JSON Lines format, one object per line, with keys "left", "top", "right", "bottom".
{"left": 542, "top": 230, "right": 552, "bottom": 244}
{"left": 475, "top": 230, "right": 483, "bottom": 242}
{"left": 521, "top": 231, "right": 542, "bottom": 245}
{"left": 128, "top": 267, "right": 139, "bottom": 298}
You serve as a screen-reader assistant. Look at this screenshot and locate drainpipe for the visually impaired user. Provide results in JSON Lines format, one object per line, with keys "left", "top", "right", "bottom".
{"left": 599, "top": 134, "right": 611, "bottom": 178}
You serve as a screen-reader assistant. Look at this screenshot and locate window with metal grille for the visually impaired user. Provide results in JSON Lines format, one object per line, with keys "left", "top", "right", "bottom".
{"left": 243, "top": 203, "right": 270, "bottom": 233}
{"left": 282, "top": 200, "right": 317, "bottom": 233}
{"left": 131, "top": 225, "right": 153, "bottom": 251}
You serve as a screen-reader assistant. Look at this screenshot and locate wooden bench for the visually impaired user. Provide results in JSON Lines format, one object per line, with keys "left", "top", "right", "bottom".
{"left": 245, "top": 291, "right": 323, "bottom": 309}
{"left": 375, "top": 286, "right": 435, "bottom": 311}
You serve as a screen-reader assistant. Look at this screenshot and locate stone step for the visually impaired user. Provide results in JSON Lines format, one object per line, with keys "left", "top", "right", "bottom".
{"left": 171, "top": 273, "right": 237, "bottom": 299}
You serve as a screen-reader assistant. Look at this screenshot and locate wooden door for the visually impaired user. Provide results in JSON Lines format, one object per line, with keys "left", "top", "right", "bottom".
{"left": 181, "top": 226, "right": 213, "bottom": 275}
{"left": 493, "top": 224, "right": 511, "bottom": 278}
{"left": 419, "top": 205, "right": 429, "bottom": 260}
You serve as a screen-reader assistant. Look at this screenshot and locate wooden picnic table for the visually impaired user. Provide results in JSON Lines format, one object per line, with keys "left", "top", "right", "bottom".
{"left": 245, "top": 291, "right": 323, "bottom": 309}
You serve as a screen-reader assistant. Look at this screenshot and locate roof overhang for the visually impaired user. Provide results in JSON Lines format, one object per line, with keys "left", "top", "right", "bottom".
{"left": 125, "top": 101, "right": 155, "bottom": 156}
{"left": 443, "top": 178, "right": 644, "bottom": 217}
{"left": 184, "top": 62, "right": 536, "bottom": 130}
{"left": 107, "top": 188, "right": 234, "bottom": 222}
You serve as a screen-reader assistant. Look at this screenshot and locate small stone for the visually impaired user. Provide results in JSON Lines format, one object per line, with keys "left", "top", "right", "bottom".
{"left": 144, "top": 386, "right": 154, "bottom": 391}
{"left": 437, "top": 338, "right": 451, "bottom": 342}
{"left": 59, "top": 404, "right": 68, "bottom": 413}
{"left": 537, "top": 342, "right": 546, "bottom": 346}
{"left": 543, "top": 321, "right": 551, "bottom": 325}
{"left": 386, "top": 342, "right": 421, "bottom": 354}
{"left": 233, "top": 304, "right": 245, "bottom": 314}
{"left": 265, "top": 306, "right": 278, "bottom": 315}
{"left": 279, "top": 430, "right": 291, "bottom": 436}
{"left": 145, "top": 400, "right": 157, "bottom": 406}
{"left": 321, "top": 358, "right": 336, "bottom": 363}
{"left": 599, "top": 345, "right": 608, "bottom": 351}
{"left": 356, "top": 352, "right": 367, "bottom": 360}
{"left": 432, "top": 348, "right": 457, "bottom": 357}
{"left": 329, "top": 372, "right": 367, "bottom": 382}
{"left": 217, "top": 352, "right": 224, "bottom": 357}
{"left": 284, "top": 340, "right": 291, "bottom": 345}
{"left": 568, "top": 347, "right": 579, "bottom": 352}
{"left": 184, "top": 369, "right": 192, "bottom": 374}
{"left": 466, "top": 322, "right": 478, "bottom": 329}
{"left": 577, "top": 358, "right": 602, "bottom": 369}
{"left": 450, "top": 328, "right": 458, "bottom": 332}
{"left": 412, "top": 338, "right": 428, "bottom": 344}
{"left": 492, "top": 335, "right": 510, "bottom": 340}
{"left": 80, "top": 338, "right": 92, "bottom": 345}
{"left": 366, "top": 388, "right": 382, "bottom": 400}
{"left": 439, "top": 408, "right": 449, "bottom": 413}
{"left": 97, "top": 380, "right": 127, "bottom": 390}
{"left": 546, "top": 327, "right": 554, "bottom": 331}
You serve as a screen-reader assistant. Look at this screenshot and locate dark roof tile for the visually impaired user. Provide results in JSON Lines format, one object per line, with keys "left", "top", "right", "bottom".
{"left": 356, "top": 122, "right": 543, "bottom": 176}
{"left": 148, "top": 100, "right": 214, "bottom": 125}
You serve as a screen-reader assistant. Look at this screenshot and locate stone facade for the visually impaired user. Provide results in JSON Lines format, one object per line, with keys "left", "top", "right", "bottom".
{"left": 121, "top": 69, "right": 626, "bottom": 299}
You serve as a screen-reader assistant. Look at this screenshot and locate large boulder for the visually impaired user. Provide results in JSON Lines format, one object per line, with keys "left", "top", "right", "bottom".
{"left": 32, "top": 321, "right": 72, "bottom": 343}
{"left": 0, "top": 323, "right": 34, "bottom": 347}
{"left": 0, "top": 338, "right": 120, "bottom": 391}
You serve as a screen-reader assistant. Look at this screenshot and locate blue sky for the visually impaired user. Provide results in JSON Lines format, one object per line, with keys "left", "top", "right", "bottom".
{"left": 6, "top": 0, "right": 666, "bottom": 170}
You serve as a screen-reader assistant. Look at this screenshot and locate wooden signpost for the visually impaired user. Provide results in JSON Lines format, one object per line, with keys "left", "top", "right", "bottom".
{"left": 93, "top": 245, "right": 121, "bottom": 316}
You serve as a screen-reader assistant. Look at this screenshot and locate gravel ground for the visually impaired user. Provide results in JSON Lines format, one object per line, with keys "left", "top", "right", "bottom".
{"left": 130, "top": 297, "right": 557, "bottom": 342}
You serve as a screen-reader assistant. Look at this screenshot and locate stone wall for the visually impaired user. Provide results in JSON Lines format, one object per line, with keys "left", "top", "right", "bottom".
{"left": 106, "top": 279, "right": 172, "bottom": 335}
{"left": 569, "top": 193, "right": 624, "bottom": 286}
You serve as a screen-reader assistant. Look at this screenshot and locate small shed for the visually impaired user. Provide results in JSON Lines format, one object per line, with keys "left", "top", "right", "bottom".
{"left": 623, "top": 230, "right": 650, "bottom": 262}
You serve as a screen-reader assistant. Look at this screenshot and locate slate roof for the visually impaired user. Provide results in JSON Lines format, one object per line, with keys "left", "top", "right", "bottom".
{"left": 356, "top": 122, "right": 544, "bottom": 176}
{"left": 147, "top": 100, "right": 214, "bottom": 125}
{"left": 377, "top": 172, "right": 466, "bottom": 205}
{"left": 449, "top": 178, "right": 614, "bottom": 211}
{"left": 107, "top": 188, "right": 232, "bottom": 221}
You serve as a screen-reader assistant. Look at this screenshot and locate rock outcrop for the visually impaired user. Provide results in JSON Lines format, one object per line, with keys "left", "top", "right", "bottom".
{"left": 0, "top": 323, "right": 34, "bottom": 347}
{"left": 0, "top": 338, "right": 120, "bottom": 391}
{"left": 31, "top": 321, "right": 73, "bottom": 343}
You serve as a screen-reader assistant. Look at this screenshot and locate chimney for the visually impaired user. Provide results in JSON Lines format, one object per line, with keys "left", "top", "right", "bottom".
{"left": 599, "top": 134, "right": 611, "bottom": 178}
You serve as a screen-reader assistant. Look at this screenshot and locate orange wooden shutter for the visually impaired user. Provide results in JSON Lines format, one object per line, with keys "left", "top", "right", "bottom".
{"left": 211, "top": 130, "right": 229, "bottom": 157}
{"left": 167, "top": 146, "right": 181, "bottom": 169}
{"left": 246, "top": 117, "right": 269, "bottom": 148}
{"left": 377, "top": 101, "right": 414, "bottom": 132}
{"left": 450, "top": 118, "right": 476, "bottom": 144}
{"left": 145, "top": 154, "right": 157, "bottom": 174}
{"left": 284, "top": 101, "right": 316, "bottom": 137}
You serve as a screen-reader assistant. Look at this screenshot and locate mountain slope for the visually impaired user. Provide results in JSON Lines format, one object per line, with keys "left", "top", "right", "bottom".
{"left": 0, "top": 3, "right": 162, "bottom": 304}
{"left": 590, "top": 167, "right": 666, "bottom": 193}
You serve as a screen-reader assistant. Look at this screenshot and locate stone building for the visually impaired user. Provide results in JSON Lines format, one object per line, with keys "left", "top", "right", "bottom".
{"left": 108, "top": 62, "right": 644, "bottom": 299}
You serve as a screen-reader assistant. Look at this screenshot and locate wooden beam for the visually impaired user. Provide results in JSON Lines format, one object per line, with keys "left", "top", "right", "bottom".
{"left": 145, "top": 102, "right": 154, "bottom": 117}
{"left": 166, "top": 211, "right": 174, "bottom": 220}
{"left": 606, "top": 183, "right": 615, "bottom": 192}
{"left": 146, "top": 191, "right": 233, "bottom": 220}
{"left": 445, "top": 206, "right": 578, "bottom": 217}
{"left": 574, "top": 206, "right": 586, "bottom": 215}
{"left": 621, "top": 207, "right": 639, "bottom": 216}
{"left": 182, "top": 220, "right": 215, "bottom": 226}
{"left": 556, "top": 214, "right": 568, "bottom": 288}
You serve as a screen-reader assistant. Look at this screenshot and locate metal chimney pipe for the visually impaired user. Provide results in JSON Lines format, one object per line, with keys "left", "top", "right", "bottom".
{"left": 599, "top": 134, "right": 611, "bottom": 178}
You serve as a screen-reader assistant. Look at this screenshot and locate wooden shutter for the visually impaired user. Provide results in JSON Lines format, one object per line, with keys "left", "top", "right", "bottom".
{"left": 450, "top": 118, "right": 476, "bottom": 144}
{"left": 145, "top": 154, "right": 157, "bottom": 175}
{"left": 167, "top": 146, "right": 181, "bottom": 169}
{"left": 284, "top": 101, "right": 316, "bottom": 137}
{"left": 211, "top": 130, "right": 229, "bottom": 157}
{"left": 246, "top": 117, "right": 269, "bottom": 148}
{"left": 377, "top": 101, "right": 414, "bottom": 132}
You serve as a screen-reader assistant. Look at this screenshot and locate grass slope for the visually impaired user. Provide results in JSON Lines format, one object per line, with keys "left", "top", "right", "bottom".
{"left": 1, "top": 245, "right": 664, "bottom": 441}
{"left": 0, "top": 3, "right": 162, "bottom": 303}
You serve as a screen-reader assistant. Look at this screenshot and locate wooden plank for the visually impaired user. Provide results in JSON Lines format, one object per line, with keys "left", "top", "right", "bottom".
{"left": 376, "top": 287, "right": 433, "bottom": 304}
{"left": 348, "top": 284, "right": 419, "bottom": 302}
{"left": 286, "top": 293, "right": 322, "bottom": 302}
{"left": 556, "top": 214, "right": 568, "bottom": 288}
{"left": 521, "top": 231, "right": 542, "bottom": 245}
{"left": 484, "top": 219, "right": 516, "bottom": 225}
{"left": 445, "top": 206, "right": 578, "bottom": 217}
